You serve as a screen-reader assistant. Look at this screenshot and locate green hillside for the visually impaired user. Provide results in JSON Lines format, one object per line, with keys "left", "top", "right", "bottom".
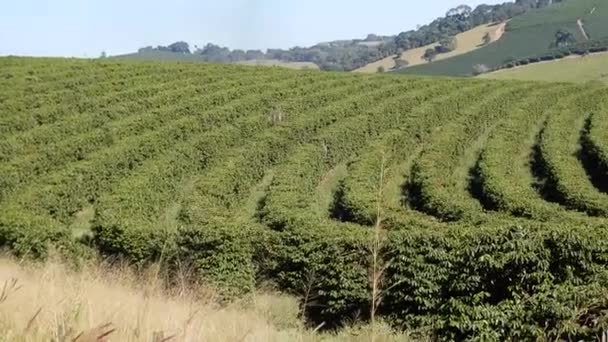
{"left": 479, "top": 51, "right": 608, "bottom": 83}
{"left": 116, "top": 50, "right": 208, "bottom": 62}
{"left": 115, "top": 50, "right": 317, "bottom": 70}
{"left": 3, "top": 57, "right": 608, "bottom": 339}
{"left": 399, "top": 0, "right": 608, "bottom": 76}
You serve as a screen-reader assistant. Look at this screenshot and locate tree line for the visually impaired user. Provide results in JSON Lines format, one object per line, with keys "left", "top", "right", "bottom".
{"left": 136, "top": 0, "right": 564, "bottom": 71}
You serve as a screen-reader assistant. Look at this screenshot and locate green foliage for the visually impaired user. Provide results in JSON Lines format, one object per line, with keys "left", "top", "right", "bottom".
{"left": 175, "top": 223, "right": 260, "bottom": 297}
{"left": 400, "top": 0, "right": 608, "bottom": 76}
{"left": 552, "top": 29, "right": 577, "bottom": 48}
{"left": 437, "top": 36, "right": 457, "bottom": 53}
{"left": 475, "top": 85, "right": 587, "bottom": 221}
{"left": 582, "top": 102, "right": 608, "bottom": 192}
{"left": 408, "top": 82, "right": 531, "bottom": 222}
{"left": 538, "top": 87, "right": 608, "bottom": 216}
{"left": 384, "top": 224, "right": 608, "bottom": 340}
{"left": 422, "top": 48, "right": 438, "bottom": 62}
{"left": 120, "top": 0, "right": 563, "bottom": 72}
{"left": 3, "top": 57, "right": 608, "bottom": 340}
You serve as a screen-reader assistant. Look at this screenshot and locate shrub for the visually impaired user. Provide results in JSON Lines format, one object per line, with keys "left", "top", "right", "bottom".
{"left": 472, "top": 64, "right": 491, "bottom": 75}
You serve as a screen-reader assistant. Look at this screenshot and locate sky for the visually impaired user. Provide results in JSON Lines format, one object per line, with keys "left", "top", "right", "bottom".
{"left": 0, "top": 0, "right": 506, "bottom": 57}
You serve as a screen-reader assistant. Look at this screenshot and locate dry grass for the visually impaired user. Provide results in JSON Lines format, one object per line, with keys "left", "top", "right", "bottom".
{"left": 355, "top": 22, "right": 507, "bottom": 73}
{"left": 0, "top": 257, "right": 414, "bottom": 341}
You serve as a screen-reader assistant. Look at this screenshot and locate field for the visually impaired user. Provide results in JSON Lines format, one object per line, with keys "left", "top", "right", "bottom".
{"left": 400, "top": 0, "right": 608, "bottom": 76}
{"left": 236, "top": 59, "right": 319, "bottom": 70}
{"left": 3, "top": 57, "right": 608, "bottom": 340}
{"left": 479, "top": 51, "right": 608, "bottom": 83}
{"left": 115, "top": 51, "right": 317, "bottom": 70}
{"left": 355, "top": 23, "right": 505, "bottom": 73}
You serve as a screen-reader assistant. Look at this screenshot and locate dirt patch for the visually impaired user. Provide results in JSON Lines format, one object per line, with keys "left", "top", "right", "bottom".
{"left": 577, "top": 19, "right": 590, "bottom": 41}
{"left": 354, "top": 22, "right": 508, "bottom": 73}
{"left": 490, "top": 22, "right": 507, "bottom": 42}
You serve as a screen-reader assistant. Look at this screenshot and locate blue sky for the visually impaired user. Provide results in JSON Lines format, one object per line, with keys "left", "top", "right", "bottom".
{"left": 0, "top": 0, "right": 506, "bottom": 57}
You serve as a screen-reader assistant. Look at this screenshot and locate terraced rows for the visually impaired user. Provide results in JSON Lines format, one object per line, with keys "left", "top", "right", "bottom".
{"left": 3, "top": 57, "right": 608, "bottom": 339}
{"left": 538, "top": 88, "right": 608, "bottom": 216}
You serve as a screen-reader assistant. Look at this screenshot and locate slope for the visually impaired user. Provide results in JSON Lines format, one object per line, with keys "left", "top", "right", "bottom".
{"left": 479, "top": 51, "right": 608, "bottom": 83}
{"left": 355, "top": 22, "right": 505, "bottom": 73}
{"left": 399, "top": 0, "right": 608, "bottom": 77}
{"left": 2, "top": 57, "right": 608, "bottom": 340}
{"left": 115, "top": 50, "right": 318, "bottom": 70}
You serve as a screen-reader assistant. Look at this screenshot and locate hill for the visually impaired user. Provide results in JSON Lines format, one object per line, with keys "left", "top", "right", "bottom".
{"left": 399, "top": 0, "right": 608, "bottom": 76}
{"left": 3, "top": 57, "right": 608, "bottom": 339}
{"left": 115, "top": 50, "right": 318, "bottom": 70}
{"left": 117, "top": 2, "right": 563, "bottom": 72}
{"left": 236, "top": 59, "right": 319, "bottom": 70}
{"left": 479, "top": 51, "right": 608, "bottom": 83}
{"left": 355, "top": 22, "right": 505, "bottom": 73}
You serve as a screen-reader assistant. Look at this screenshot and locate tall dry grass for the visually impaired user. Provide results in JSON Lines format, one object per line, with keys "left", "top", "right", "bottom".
{"left": 0, "top": 256, "right": 414, "bottom": 342}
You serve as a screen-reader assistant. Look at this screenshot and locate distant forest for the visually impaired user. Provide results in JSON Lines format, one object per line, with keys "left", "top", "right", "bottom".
{"left": 135, "top": 0, "right": 563, "bottom": 71}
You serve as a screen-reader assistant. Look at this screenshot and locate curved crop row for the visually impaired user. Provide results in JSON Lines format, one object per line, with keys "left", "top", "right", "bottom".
{"left": 407, "top": 81, "right": 537, "bottom": 222}
{"left": 176, "top": 77, "right": 438, "bottom": 228}
{"left": 0, "top": 73, "right": 342, "bottom": 252}
{"left": 248, "top": 77, "right": 608, "bottom": 332}
{"left": 4, "top": 58, "right": 608, "bottom": 339}
{"left": 92, "top": 75, "right": 417, "bottom": 292}
{"left": 0, "top": 62, "right": 243, "bottom": 134}
{"left": 0, "top": 66, "right": 179, "bottom": 117}
{"left": 475, "top": 85, "right": 597, "bottom": 221}
{"left": 336, "top": 130, "right": 409, "bottom": 225}
{"left": 91, "top": 74, "right": 383, "bottom": 260}
{"left": 0, "top": 61, "right": 161, "bottom": 101}
{"left": 174, "top": 77, "right": 409, "bottom": 227}
{"left": 538, "top": 87, "right": 608, "bottom": 216}
{"left": 0, "top": 71, "right": 328, "bottom": 200}
{"left": 580, "top": 99, "right": 608, "bottom": 194}
{"left": 335, "top": 80, "right": 499, "bottom": 228}
{"left": 260, "top": 79, "right": 463, "bottom": 230}
{"left": 0, "top": 67, "right": 276, "bottom": 159}
{"left": 0, "top": 59, "right": 249, "bottom": 107}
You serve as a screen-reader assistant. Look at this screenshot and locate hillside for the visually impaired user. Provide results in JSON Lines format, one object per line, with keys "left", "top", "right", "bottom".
{"left": 116, "top": 2, "right": 564, "bottom": 72}
{"left": 3, "top": 57, "right": 608, "bottom": 339}
{"left": 399, "top": 0, "right": 608, "bottom": 76}
{"left": 236, "top": 59, "right": 319, "bottom": 70}
{"left": 479, "top": 51, "right": 608, "bottom": 83}
{"left": 115, "top": 50, "right": 317, "bottom": 70}
{"left": 355, "top": 22, "right": 506, "bottom": 73}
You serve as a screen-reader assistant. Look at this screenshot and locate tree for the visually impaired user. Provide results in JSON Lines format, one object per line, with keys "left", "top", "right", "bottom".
{"left": 196, "top": 43, "right": 231, "bottom": 62}
{"left": 168, "top": 41, "right": 190, "bottom": 54}
{"left": 423, "top": 48, "right": 438, "bottom": 62}
{"left": 393, "top": 58, "right": 409, "bottom": 70}
{"left": 447, "top": 4, "right": 472, "bottom": 18}
{"left": 365, "top": 34, "right": 381, "bottom": 42}
{"left": 229, "top": 49, "right": 246, "bottom": 62}
{"left": 472, "top": 64, "right": 490, "bottom": 75}
{"left": 138, "top": 46, "right": 154, "bottom": 53}
{"left": 245, "top": 50, "right": 265, "bottom": 60}
{"left": 482, "top": 32, "right": 492, "bottom": 46}
{"left": 99, "top": 51, "right": 107, "bottom": 59}
{"left": 436, "top": 36, "right": 457, "bottom": 53}
{"left": 395, "top": 31, "right": 414, "bottom": 50}
{"left": 552, "top": 29, "right": 576, "bottom": 48}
